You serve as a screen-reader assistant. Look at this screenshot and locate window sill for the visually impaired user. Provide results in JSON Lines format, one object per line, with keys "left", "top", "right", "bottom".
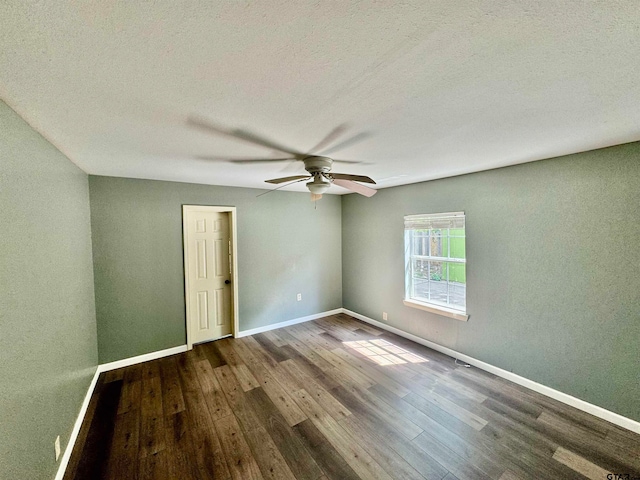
{"left": 403, "top": 299, "right": 469, "bottom": 321}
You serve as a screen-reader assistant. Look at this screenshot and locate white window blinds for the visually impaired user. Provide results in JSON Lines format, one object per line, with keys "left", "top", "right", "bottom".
{"left": 404, "top": 212, "right": 465, "bottom": 231}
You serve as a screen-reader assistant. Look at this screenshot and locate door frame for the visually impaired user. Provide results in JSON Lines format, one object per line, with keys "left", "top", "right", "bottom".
{"left": 183, "top": 205, "right": 239, "bottom": 350}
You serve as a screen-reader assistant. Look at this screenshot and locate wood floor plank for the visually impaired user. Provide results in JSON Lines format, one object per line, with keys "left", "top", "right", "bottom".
{"left": 198, "top": 341, "right": 227, "bottom": 368}
{"left": 407, "top": 391, "right": 562, "bottom": 480}
{"left": 216, "top": 338, "right": 272, "bottom": 392}
{"left": 279, "top": 343, "right": 332, "bottom": 380}
{"left": 163, "top": 411, "right": 198, "bottom": 480}
{"left": 331, "top": 346, "right": 411, "bottom": 397}
{"left": 605, "top": 428, "right": 640, "bottom": 465}
{"left": 214, "top": 413, "right": 264, "bottom": 480}
{"left": 480, "top": 419, "right": 588, "bottom": 480}
{"left": 213, "top": 368, "right": 301, "bottom": 480}
{"left": 451, "top": 368, "right": 542, "bottom": 417}
{"left": 233, "top": 363, "right": 261, "bottom": 392}
{"left": 498, "top": 470, "right": 525, "bottom": 480}
{"left": 158, "top": 357, "right": 185, "bottom": 417}
{"left": 484, "top": 395, "right": 638, "bottom": 474}
{"left": 331, "top": 385, "right": 450, "bottom": 480}
{"left": 253, "top": 333, "right": 291, "bottom": 363}
{"left": 64, "top": 376, "right": 106, "bottom": 480}
{"left": 263, "top": 329, "right": 289, "bottom": 347}
{"left": 291, "top": 389, "right": 393, "bottom": 480}
{"left": 369, "top": 382, "right": 579, "bottom": 480}
{"left": 240, "top": 336, "right": 280, "bottom": 368}
{"left": 292, "top": 419, "right": 362, "bottom": 480}
{"left": 214, "top": 363, "right": 267, "bottom": 436}
{"left": 304, "top": 337, "right": 377, "bottom": 389}
{"left": 215, "top": 337, "right": 248, "bottom": 368}
{"left": 138, "top": 450, "right": 168, "bottom": 480}
{"left": 189, "top": 421, "right": 230, "bottom": 480}
{"left": 256, "top": 368, "right": 307, "bottom": 426}
{"left": 176, "top": 354, "right": 231, "bottom": 480}
{"left": 282, "top": 335, "right": 336, "bottom": 372}
{"left": 369, "top": 384, "right": 506, "bottom": 480}
{"left": 140, "top": 360, "right": 161, "bottom": 380}
{"left": 118, "top": 379, "right": 142, "bottom": 415}
{"left": 338, "top": 414, "right": 429, "bottom": 480}
{"left": 552, "top": 446, "right": 612, "bottom": 480}
{"left": 104, "top": 368, "right": 125, "bottom": 383}
{"left": 194, "top": 359, "right": 233, "bottom": 421}
{"left": 314, "top": 317, "right": 361, "bottom": 340}
{"left": 344, "top": 318, "right": 385, "bottom": 336}
{"left": 405, "top": 391, "right": 484, "bottom": 439}
{"left": 237, "top": 421, "right": 298, "bottom": 480}
{"left": 246, "top": 387, "right": 323, "bottom": 480}
{"left": 230, "top": 336, "right": 272, "bottom": 369}
{"left": 72, "top": 380, "right": 122, "bottom": 480}
{"left": 269, "top": 360, "right": 305, "bottom": 393}
{"left": 413, "top": 431, "right": 492, "bottom": 480}
{"left": 104, "top": 409, "right": 140, "bottom": 480}
{"left": 279, "top": 359, "right": 352, "bottom": 421}
{"left": 415, "top": 387, "right": 488, "bottom": 431}
{"left": 333, "top": 379, "right": 424, "bottom": 440}
{"left": 139, "top": 376, "right": 166, "bottom": 458}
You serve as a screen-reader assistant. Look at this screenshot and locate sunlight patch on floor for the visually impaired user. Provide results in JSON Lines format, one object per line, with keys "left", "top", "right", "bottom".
{"left": 343, "top": 339, "right": 428, "bottom": 366}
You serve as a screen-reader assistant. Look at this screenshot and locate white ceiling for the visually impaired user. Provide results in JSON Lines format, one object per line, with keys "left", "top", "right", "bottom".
{"left": 1, "top": 1, "right": 639, "bottom": 194}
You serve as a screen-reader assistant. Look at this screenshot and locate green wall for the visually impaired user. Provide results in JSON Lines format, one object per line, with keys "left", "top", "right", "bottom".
{"left": 0, "top": 101, "right": 98, "bottom": 479}
{"left": 89, "top": 176, "right": 342, "bottom": 363}
{"left": 342, "top": 142, "right": 640, "bottom": 422}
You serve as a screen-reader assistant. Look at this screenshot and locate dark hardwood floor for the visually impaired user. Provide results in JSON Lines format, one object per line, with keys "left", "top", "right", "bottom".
{"left": 64, "top": 313, "right": 640, "bottom": 480}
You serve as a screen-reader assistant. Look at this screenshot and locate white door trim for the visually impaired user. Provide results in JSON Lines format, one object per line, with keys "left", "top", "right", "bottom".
{"left": 183, "top": 205, "right": 239, "bottom": 349}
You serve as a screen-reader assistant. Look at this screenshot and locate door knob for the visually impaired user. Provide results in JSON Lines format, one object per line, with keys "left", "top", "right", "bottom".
{"left": 225, "top": 280, "right": 231, "bottom": 284}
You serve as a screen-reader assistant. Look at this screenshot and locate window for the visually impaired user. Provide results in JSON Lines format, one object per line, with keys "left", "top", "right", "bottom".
{"left": 404, "top": 212, "right": 468, "bottom": 320}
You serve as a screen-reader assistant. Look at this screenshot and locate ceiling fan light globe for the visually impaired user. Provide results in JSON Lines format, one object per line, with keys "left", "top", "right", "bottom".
{"left": 307, "top": 182, "right": 330, "bottom": 195}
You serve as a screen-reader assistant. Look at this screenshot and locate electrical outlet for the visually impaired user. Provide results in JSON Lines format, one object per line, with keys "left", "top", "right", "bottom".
{"left": 297, "top": 293, "right": 302, "bottom": 301}
{"left": 54, "top": 435, "right": 61, "bottom": 461}
{"left": 382, "top": 312, "right": 388, "bottom": 321}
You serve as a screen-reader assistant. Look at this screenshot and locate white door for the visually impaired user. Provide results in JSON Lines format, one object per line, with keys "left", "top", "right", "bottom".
{"left": 184, "top": 208, "right": 232, "bottom": 344}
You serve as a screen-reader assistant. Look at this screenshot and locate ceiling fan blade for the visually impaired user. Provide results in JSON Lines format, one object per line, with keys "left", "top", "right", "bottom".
{"left": 308, "top": 123, "right": 349, "bottom": 154}
{"left": 317, "top": 131, "right": 371, "bottom": 156}
{"left": 280, "top": 159, "right": 303, "bottom": 173}
{"left": 187, "top": 117, "right": 303, "bottom": 156}
{"left": 331, "top": 159, "right": 365, "bottom": 165}
{"left": 257, "top": 177, "right": 309, "bottom": 197}
{"left": 230, "top": 158, "right": 296, "bottom": 164}
{"left": 331, "top": 173, "right": 376, "bottom": 184}
{"left": 265, "top": 175, "right": 310, "bottom": 184}
{"left": 196, "top": 155, "right": 296, "bottom": 163}
{"left": 310, "top": 193, "right": 323, "bottom": 202}
{"left": 333, "top": 179, "right": 377, "bottom": 197}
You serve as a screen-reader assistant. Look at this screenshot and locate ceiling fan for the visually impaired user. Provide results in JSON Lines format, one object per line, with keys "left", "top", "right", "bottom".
{"left": 187, "top": 117, "right": 377, "bottom": 200}
{"left": 264, "top": 156, "right": 376, "bottom": 201}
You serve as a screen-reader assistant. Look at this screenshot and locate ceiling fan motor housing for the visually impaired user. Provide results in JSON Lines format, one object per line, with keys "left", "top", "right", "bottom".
{"left": 303, "top": 155, "right": 333, "bottom": 173}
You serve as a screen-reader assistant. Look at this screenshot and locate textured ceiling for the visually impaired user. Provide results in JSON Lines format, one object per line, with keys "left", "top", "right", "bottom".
{"left": 1, "top": 1, "right": 639, "bottom": 194}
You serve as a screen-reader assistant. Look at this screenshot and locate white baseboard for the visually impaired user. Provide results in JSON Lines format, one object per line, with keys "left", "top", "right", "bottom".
{"left": 236, "top": 308, "right": 343, "bottom": 338}
{"left": 342, "top": 308, "right": 640, "bottom": 435}
{"left": 54, "top": 367, "right": 101, "bottom": 480}
{"left": 97, "top": 345, "right": 188, "bottom": 373}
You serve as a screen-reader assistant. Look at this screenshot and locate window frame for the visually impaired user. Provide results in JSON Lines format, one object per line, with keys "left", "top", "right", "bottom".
{"left": 404, "top": 211, "right": 469, "bottom": 321}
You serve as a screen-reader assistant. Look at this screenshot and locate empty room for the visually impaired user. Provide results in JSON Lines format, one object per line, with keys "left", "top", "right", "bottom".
{"left": 1, "top": 2, "right": 639, "bottom": 480}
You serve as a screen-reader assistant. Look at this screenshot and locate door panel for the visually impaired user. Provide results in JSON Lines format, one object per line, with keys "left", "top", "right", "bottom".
{"left": 185, "top": 209, "right": 232, "bottom": 344}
